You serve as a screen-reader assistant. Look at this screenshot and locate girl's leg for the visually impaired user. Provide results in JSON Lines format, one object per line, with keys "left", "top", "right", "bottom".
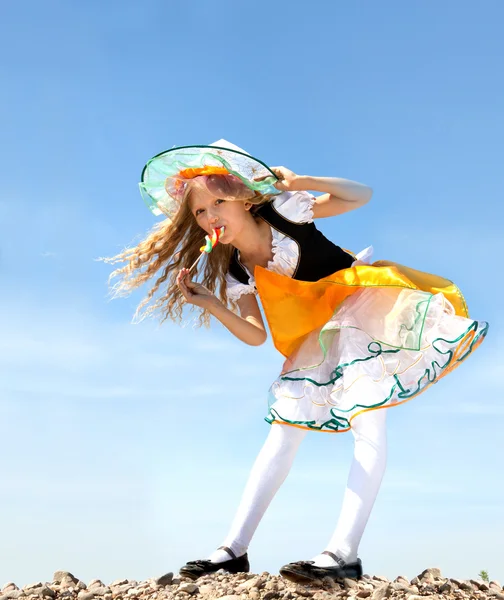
{"left": 312, "top": 407, "right": 388, "bottom": 566}
{"left": 209, "top": 423, "right": 307, "bottom": 563}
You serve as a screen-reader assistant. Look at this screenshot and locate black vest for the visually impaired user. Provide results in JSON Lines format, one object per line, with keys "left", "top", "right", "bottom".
{"left": 228, "top": 200, "right": 355, "bottom": 285}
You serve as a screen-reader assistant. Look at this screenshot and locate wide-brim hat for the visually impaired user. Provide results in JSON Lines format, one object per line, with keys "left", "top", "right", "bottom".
{"left": 139, "top": 139, "right": 280, "bottom": 217}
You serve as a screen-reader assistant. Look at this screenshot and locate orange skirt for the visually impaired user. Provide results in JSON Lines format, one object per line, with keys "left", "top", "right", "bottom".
{"left": 255, "top": 261, "right": 488, "bottom": 433}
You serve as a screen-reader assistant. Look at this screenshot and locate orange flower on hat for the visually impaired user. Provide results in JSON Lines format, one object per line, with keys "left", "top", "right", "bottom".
{"left": 178, "top": 166, "right": 230, "bottom": 179}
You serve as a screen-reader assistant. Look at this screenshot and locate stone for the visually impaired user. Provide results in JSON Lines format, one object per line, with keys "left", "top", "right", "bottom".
{"left": 263, "top": 593, "right": 282, "bottom": 600}
{"left": 490, "top": 582, "right": 502, "bottom": 591}
{"left": 390, "top": 583, "right": 418, "bottom": 594}
{"left": 439, "top": 581, "right": 456, "bottom": 593}
{"left": 77, "top": 594, "right": 96, "bottom": 600}
{"left": 371, "top": 583, "right": 390, "bottom": 600}
{"left": 86, "top": 588, "right": 110, "bottom": 597}
{"left": 87, "top": 583, "right": 104, "bottom": 591}
{"left": 22, "top": 586, "right": 43, "bottom": 592}
{"left": 254, "top": 578, "right": 267, "bottom": 590}
{"left": 2, "top": 586, "right": 19, "bottom": 594}
{"left": 54, "top": 574, "right": 79, "bottom": 585}
{"left": 153, "top": 574, "right": 173, "bottom": 588}
{"left": 265, "top": 580, "right": 279, "bottom": 591}
{"left": 419, "top": 568, "right": 442, "bottom": 580}
{"left": 177, "top": 583, "right": 198, "bottom": 595}
{"left": 197, "top": 584, "right": 214, "bottom": 595}
{"left": 1, "top": 592, "right": 26, "bottom": 600}
{"left": 110, "top": 581, "right": 128, "bottom": 588}
{"left": 356, "top": 590, "right": 372, "bottom": 598}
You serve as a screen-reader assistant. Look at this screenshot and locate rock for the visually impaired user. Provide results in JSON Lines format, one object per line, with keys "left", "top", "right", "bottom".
{"left": 357, "top": 590, "right": 372, "bottom": 598}
{"left": 76, "top": 594, "right": 96, "bottom": 600}
{"left": 264, "top": 592, "right": 282, "bottom": 600}
{"left": 110, "top": 581, "right": 128, "bottom": 588}
{"left": 177, "top": 583, "right": 198, "bottom": 595}
{"left": 236, "top": 578, "right": 259, "bottom": 591}
{"left": 419, "top": 568, "right": 442, "bottom": 580}
{"left": 439, "top": 581, "right": 455, "bottom": 593}
{"left": 390, "top": 583, "right": 418, "bottom": 594}
{"left": 2, "top": 586, "right": 19, "bottom": 593}
{"left": 469, "top": 579, "right": 489, "bottom": 591}
{"left": 153, "top": 574, "right": 173, "bottom": 588}
{"left": 1, "top": 592, "right": 26, "bottom": 600}
{"left": 85, "top": 588, "right": 110, "bottom": 597}
{"left": 344, "top": 579, "right": 359, "bottom": 589}
{"left": 291, "top": 586, "right": 312, "bottom": 597}
{"left": 87, "top": 583, "right": 103, "bottom": 591}
{"left": 249, "top": 592, "right": 260, "bottom": 600}
{"left": 449, "top": 578, "right": 474, "bottom": 591}
{"left": 53, "top": 574, "right": 79, "bottom": 585}
{"left": 197, "top": 584, "right": 214, "bottom": 595}
{"left": 490, "top": 582, "right": 502, "bottom": 591}
{"left": 371, "top": 583, "right": 390, "bottom": 600}
{"left": 22, "top": 585, "right": 43, "bottom": 592}
{"left": 321, "top": 577, "right": 339, "bottom": 589}
{"left": 253, "top": 577, "right": 267, "bottom": 590}
{"left": 265, "top": 580, "right": 279, "bottom": 591}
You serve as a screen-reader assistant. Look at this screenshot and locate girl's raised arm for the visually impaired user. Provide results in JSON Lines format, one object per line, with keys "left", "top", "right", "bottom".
{"left": 271, "top": 166, "right": 373, "bottom": 218}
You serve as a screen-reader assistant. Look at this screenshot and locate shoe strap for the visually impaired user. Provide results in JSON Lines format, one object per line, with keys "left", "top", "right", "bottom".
{"left": 218, "top": 545, "right": 237, "bottom": 560}
{"left": 322, "top": 551, "right": 346, "bottom": 567}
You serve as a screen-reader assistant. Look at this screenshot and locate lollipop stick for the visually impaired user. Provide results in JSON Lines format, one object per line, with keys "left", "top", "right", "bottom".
{"left": 189, "top": 252, "right": 205, "bottom": 273}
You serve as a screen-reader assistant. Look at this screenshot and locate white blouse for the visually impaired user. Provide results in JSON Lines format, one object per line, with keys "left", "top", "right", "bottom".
{"left": 225, "top": 191, "right": 315, "bottom": 302}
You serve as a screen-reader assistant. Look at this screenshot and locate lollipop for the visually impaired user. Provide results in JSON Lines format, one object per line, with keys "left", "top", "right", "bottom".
{"left": 189, "top": 227, "right": 225, "bottom": 272}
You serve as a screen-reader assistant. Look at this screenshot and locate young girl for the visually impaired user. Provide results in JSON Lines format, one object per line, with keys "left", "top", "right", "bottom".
{"left": 106, "top": 140, "right": 488, "bottom": 584}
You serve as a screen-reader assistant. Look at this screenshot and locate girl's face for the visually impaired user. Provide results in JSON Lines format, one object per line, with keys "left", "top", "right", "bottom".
{"left": 188, "top": 177, "right": 254, "bottom": 243}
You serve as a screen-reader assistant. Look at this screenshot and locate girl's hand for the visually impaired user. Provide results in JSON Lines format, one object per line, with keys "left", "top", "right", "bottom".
{"left": 270, "top": 166, "right": 301, "bottom": 192}
{"left": 176, "top": 269, "right": 219, "bottom": 309}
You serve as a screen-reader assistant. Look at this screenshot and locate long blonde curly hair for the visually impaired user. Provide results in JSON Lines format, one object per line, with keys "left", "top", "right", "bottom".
{"left": 103, "top": 187, "right": 271, "bottom": 326}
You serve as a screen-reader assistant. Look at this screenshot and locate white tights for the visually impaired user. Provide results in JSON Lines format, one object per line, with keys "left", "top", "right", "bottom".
{"left": 208, "top": 408, "right": 387, "bottom": 565}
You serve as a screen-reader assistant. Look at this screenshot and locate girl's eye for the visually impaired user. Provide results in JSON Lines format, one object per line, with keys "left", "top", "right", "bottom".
{"left": 195, "top": 209, "right": 204, "bottom": 216}
{"left": 215, "top": 199, "right": 225, "bottom": 205}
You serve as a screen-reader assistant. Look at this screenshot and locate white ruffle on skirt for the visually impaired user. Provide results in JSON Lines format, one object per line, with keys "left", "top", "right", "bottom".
{"left": 266, "top": 286, "right": 488, "bottom": 433}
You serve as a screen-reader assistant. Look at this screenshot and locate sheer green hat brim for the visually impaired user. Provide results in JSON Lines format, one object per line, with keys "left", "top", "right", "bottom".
{"left": 139, "top": 145, "right": 280, "bottom": 217}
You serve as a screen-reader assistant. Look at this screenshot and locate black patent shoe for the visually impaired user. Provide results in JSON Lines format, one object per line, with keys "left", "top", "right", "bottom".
{"left": 279, "top": 551, "right": 362, "bottom": 584}
{"left": 179, "top": 546, "right": 250, "bottom": 581}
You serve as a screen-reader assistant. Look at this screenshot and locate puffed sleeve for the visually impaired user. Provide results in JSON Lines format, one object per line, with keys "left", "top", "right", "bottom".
{"left": 271, "top": 191, "right": 316, "bottom": 224}
{"left": 225, "top": 272, "right": 257, "bottom": 302}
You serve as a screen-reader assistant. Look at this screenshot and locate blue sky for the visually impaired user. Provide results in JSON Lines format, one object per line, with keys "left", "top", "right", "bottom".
{"left": 1, "top": 0, "right": 503, "bottom": 588}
